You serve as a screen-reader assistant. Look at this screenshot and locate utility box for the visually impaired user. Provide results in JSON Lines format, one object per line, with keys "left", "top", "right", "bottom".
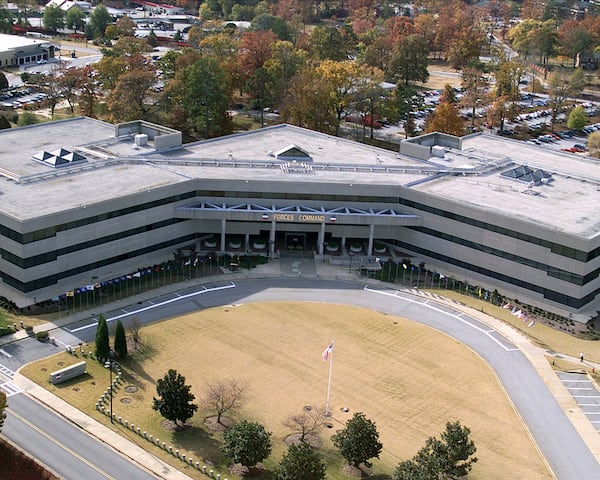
{"left": 49, "top": 361, "right": 87, "bottom": 385}
{"left": 431, "top": 145, "right": 446, "bottom": 158}
{"left": 134, "top": 133, "right": 148, "bottom": 146}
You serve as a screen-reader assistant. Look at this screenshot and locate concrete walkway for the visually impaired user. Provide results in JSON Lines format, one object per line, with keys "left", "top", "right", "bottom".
{"left": 4, "top": 257, "right": 600, "bottom": 477}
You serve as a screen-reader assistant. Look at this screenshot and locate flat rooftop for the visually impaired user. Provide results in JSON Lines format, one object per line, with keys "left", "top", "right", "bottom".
{"left": 0, "top": 119, "right": 598, "bottom": 239}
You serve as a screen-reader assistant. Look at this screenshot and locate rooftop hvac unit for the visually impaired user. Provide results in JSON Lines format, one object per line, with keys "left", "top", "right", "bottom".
{"left": 431, "top": 145, "right": 446, "bottom": 158}
{"left": 134, "top": 134, "right": 148, "bottom": 146}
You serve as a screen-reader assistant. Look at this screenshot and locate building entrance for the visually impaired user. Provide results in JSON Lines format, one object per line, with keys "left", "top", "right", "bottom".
{"left": 285, "top": 233, "right": 306, "bottom": 250}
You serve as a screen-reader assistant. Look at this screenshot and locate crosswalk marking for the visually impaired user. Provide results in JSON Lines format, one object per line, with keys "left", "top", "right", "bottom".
{"left": 0, "top": 381, "right": 21, "bottom": 397}
{"left": 0, "top": 364, "right": 15, "bottom": 379}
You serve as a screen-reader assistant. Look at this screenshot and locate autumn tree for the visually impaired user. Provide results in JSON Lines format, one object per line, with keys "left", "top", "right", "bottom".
{"left": 203, "top": 379, "right": 246, "bottom": 426}
{"left": 447, "top": 18, "right": 485, "bottom": 70}
{"left": 280, "top": 67, "right": 336, "bottom": 134}
{"left": 461, "top": 66, "right": 490, "bottom": 131}
{"left": 106, "top": 53, "right": 156, "bottom": 122}
{"left": 567, "top": 105, "right": 588, "bottom": 131}
{"left": 276, "top": 443, "right": 326, "bottom": 480}
{"left": 58, "top": 67, "right": 80, "bottom": 113}
{"left": 250, "top": 13, "right": 293, "bottom": 42}
{"left": 309, "top": 25, "right": 355, "bottom": 61}
{"left": 393, "top": 85, "right": 423, "bottom": 138}
{"left": 77, "top": 65, "right": 98, "bottom": 117}
{"left": 587, "top": 131, "right": 600, "bottom": 158}
{"left": 548, "top": 68, "right": 585, "bottom": 130}
{"left": 389, "top": 34, "right": 429, "bottom": 86}
{"left": 240, "top": 30, "right": 277, "bottom": 83}
{"left": 115, "top": 16, "right": 136, "bottom": 38}
{"left": 559, "top": 20, "right": 594, "bottom": 68}
{"left": 263, "top": 40, "right": 307, "bottom": 105}
{"left": 425, "top": 101, "right": 465, "bottom": 136}
{"left": 283, "top": 407, "right": 326, "bottom": 443}
{"left": 332, "top": 412, "right": 383, "bottom": 469}
{"left": 152, "top": 369, "right": 198, "bottom": 427}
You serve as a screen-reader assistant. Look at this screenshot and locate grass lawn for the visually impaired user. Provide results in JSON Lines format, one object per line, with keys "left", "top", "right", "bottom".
{"left": 428, "top": 289, "right": 600, "bottom": 364}
{"left": 22, "top": 302, "right": 551, "bottom": 480}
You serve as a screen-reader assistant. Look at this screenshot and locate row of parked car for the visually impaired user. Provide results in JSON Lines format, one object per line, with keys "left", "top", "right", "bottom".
{"left": 582, "top": 122, "right": 600, "bottom": 134}
{"left": 0, "top": 88, "right": 47, "bottom": 110}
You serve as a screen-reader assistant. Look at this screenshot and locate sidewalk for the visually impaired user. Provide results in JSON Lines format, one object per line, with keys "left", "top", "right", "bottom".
{"left": 5, "top": 258, "right": 600, "bottom": 476}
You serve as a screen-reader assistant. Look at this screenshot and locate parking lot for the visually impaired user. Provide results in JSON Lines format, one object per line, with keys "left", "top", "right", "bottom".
{"left": 0, "top": 88, "right": 48, "bottom": 110}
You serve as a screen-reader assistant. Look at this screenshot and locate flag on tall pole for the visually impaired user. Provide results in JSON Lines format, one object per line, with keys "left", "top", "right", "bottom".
{"left": 322, "top": 342, "right": 333, "bottom": 361}
{"left": 323, "top": 340, "right": 334, "bottom": 416}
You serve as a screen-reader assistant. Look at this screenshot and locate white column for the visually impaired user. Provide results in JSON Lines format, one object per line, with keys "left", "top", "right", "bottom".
{"left": 341, "top": 235, "right": 346, "bottom": 254}
{"left": 220, "top": 219, "right": 226, "bottom": 252}
{"left": 269, "top": 220, "right": 276, "bottom": 257}
{"left": 367, "top": 224, "right": 375, "bottom": 257}
{"left": 318, "top": 222, "right": 325, "bottom": 256}
{"left": 245, "top": 233, "right": 250, "bottom": 252}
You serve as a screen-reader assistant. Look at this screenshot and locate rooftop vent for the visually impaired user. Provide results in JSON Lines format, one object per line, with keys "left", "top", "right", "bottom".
{"left": 32, "top": 148, "right": 86, "bottom": 168}
{"left": 500, "top": 165, "right": 553, "bottom": 185}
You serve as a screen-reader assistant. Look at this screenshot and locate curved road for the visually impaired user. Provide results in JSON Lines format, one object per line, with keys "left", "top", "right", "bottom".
{"left": 2, "top": 277, "right": 599, "bottom": 479}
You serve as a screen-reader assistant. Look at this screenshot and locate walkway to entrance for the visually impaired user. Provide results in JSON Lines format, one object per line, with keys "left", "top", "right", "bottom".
{"left": 279, "top": 250, "right": 317, "bottom": 277}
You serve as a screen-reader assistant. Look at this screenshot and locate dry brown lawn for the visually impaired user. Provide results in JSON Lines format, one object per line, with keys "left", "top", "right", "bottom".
{"left": 22, "top": 302, "right": 551, "bottom": 480}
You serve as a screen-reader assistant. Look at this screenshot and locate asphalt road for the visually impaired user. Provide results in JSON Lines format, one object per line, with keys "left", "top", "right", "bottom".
{"left": 2, "top": 277, "right": 599, "bottom": 479}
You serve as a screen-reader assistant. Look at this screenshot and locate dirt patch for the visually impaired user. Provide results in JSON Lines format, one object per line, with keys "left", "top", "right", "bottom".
{"left": 161, "top": 420, "right": 192, "bottom": 432}
{"left": 124, "top": 385, "right": 138, "bottom": 393}
{"left": 283, "top": 433, "right": 322, "bottom": 449}
{"left": 204, "top": 415, "right": 234, "bottom": 432}
{"left": 342, "top": 463, "right": 373, "bottom": 477}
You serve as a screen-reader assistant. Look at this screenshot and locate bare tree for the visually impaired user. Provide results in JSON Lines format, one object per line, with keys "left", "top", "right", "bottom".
{"left": 203, "top": 379, "right": 246, "bottom": 426}
{"left": 283, "top": 407, "right": 326, "bottom": 443}
{"left": 127, "top": 317, "right": 142, "bottom": 350}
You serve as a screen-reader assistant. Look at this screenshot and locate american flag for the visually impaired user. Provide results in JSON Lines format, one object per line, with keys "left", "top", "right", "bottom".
{"left": 322, "top": 342, "right": 334, "bottom": 361}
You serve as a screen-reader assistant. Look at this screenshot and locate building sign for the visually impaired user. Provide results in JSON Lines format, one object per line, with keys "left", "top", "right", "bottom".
{"left": 266, "top": 213, "right": 331, "bottom": 223}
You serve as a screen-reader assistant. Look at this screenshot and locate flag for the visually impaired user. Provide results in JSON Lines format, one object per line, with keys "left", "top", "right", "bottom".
{"left": 133, "top": 272, "right": 141, "bottom": 278}
{"left": 518, "top": 311, "right": 526, "bottom": 319}
{"left": 511, "top": 306, "right": 517, "bottom": 314}
{"left": 322, "top": 342, "right": 333, "bottom": 361}
{"left": 66, "top": 291, "right": 74, "bottom": 297}
{"left": 512, "top": 309, "right": 521, "bottom": 316}
{"left": 439, "top": 274, "right": 445, "bottom": 279}
{"left": 502, "top": 303, "right": 511, "bottom": 309}
{"left": 86, "top": 285, "right": 94, "bottom": 291}
{"left": 528, "top": 320, "right": 536, "bottom": 327}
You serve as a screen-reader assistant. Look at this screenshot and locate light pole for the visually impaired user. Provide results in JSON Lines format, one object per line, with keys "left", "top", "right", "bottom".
{"left": 104, "top": 353, "right": 114, "bottom": 423}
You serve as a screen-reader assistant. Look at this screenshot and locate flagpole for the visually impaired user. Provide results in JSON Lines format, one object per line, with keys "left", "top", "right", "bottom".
{"left": 325, "top": 340, "right": 334, "bottom": 417}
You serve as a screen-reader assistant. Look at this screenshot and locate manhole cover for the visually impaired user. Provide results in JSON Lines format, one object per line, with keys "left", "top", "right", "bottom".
{"left": 120, "top": 397, "right": 132, "bottom": 404}
{"left": 125, "top": 385, "right": 138, "bottom": 393}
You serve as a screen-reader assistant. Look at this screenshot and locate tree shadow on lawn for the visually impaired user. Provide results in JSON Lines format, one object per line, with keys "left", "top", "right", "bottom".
{"left": 169, "top": 424, "right": 225, "bottom": 467}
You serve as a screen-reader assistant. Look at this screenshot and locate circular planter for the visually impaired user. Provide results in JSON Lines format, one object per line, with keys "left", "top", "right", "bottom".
{"left": 228, "top": 239, "right": 242, "bottom": 249}
{"left": 253, "top": 239, "right": 267, "bottom": 249}
{"left": 349, "top": 244, "right": 362, "bottom": 253}
{"left": 203, "top": 238, "right": 217, "bottom": 248}
{"left": 326, "top": 242, "right": 339, "bottom": 252}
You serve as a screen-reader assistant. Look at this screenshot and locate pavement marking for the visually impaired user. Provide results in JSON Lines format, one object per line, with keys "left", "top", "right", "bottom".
{"left": 567, "top": 387, "right": 595, "bottom": 390}
{"left": 8, "top": 408, "right": 118, "bottom": 480}
{"left": 365, "top": 286, "right": 518, "bottom": 352}
{"left": 563, "top": 379, "right": 592, "bottom": 383}
{"left": 0, "top": 348, "right": 12, "bottom": 358}
{"left": 0, "top": 364, "right": 15, "bottom": 379}
{"left": 573, "top": 395, "right": 600, "bottom": 399}
{"left": 67, "top": 282, "right": 236, "bottom": 333}
{"left": 0, "top": 381, "right": 21, "bottom": 397}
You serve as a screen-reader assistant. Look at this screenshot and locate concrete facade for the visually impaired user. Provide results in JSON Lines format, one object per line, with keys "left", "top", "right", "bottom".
{"left": 0, "top": 117, "right": 598, "bottom": 317}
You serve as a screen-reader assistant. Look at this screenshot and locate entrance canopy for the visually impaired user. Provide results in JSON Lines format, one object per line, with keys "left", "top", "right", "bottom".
{"left": 176, "top": 201, "right": 421, "bottom": 226}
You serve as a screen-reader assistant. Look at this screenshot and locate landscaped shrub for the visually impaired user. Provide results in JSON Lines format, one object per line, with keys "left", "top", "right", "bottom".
{"left": 35, "top": 331, "right": 49, "bottom": 342}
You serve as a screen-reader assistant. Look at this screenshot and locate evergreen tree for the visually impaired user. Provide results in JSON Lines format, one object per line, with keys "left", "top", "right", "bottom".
{"left": 113, "top": 319, "right": 127, "bottom": 359}
{"left": 94, "top": 314, "right": 110, "bottom": 362}
{"left": 331, "top": 412, "right": 382, "bottom": 468}
{"left": 222, "top": 420, "right": 272, "bottom": 469}
{"left": 276, "top": 442, "right": 326, "bottom": 480}
{"left": 152, "top": 369, "right": 198, "bottom": 426}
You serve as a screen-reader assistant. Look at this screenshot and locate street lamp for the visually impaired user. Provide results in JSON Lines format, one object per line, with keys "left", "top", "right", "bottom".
{"left": 104, "top": 352, "right": 114, "bottom": 423}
